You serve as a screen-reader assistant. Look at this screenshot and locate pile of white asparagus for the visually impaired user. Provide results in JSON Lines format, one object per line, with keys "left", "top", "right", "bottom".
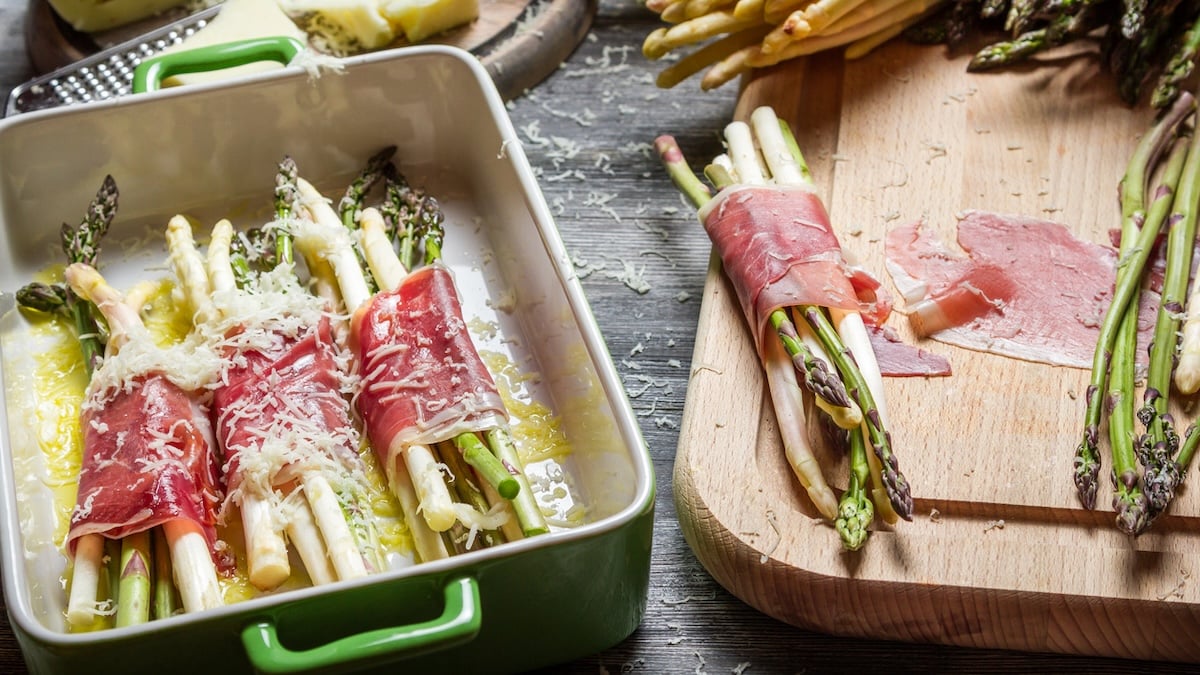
{"left": 643, "top": 0, "right": 947, "bottom": 89}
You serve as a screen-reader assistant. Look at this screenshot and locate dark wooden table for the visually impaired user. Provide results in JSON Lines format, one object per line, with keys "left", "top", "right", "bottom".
{"left": 1, "top": 1, "right": 1197, "bottom": 673}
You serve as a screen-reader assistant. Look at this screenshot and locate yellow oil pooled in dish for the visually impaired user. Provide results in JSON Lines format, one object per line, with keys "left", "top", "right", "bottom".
{"left": 478, "top": 349, "right": 573, "bottom": 465}
{"left": 20, "top": 310, "right": 89, "bottom": 549}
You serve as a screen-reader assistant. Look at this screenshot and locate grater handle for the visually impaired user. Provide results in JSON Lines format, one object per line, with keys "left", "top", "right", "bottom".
{"left": 240, "top": 576, "right": 482, "bottom": 673}
{"left": 131, "top": 36, "right": 307, "bottom": 93}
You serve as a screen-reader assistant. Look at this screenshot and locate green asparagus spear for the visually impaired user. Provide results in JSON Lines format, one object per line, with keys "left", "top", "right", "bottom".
{"left": 1074, "top": 93, "right": 1195, "bottom": 510}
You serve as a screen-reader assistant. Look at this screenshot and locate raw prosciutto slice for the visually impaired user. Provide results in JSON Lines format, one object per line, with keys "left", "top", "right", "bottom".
{"left": 698, "top": 184, "right": 884, "bottom": 343}
{"left": 68, "top": 374, "right": 222, "bottom": 555}
{"left": 699, "top": 184, "right": 949, "bottom": 376}
{"left": 212, "top": 317, "right": 359, "bottom": 497}
{"left": 884, "top": 210, "right": 1157, "bottom": 368}
{"left": 350, "top": 263, "right": 507, "bottom": 451}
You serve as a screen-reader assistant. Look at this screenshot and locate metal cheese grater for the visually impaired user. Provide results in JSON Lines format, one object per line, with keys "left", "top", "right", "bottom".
{"left": 5, "top": 5, "right": 221, "bottom": 117}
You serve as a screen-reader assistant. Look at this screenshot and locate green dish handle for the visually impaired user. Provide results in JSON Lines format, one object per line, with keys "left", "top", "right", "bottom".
{"left": 132, "top": 36, "right": 307, "bottom": 93}
{"left": 240, "top": 576, "right": 482, "bottom": 674}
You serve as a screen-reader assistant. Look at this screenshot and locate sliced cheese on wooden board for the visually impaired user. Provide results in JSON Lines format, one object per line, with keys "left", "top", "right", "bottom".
{"left": 673, "top": 40, "right": 1200, "bottom": 662}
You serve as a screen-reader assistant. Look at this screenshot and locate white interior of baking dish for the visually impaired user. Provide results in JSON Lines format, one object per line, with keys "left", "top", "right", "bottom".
{"left": 0, "top": 46, "right": 650, "bottom": 635}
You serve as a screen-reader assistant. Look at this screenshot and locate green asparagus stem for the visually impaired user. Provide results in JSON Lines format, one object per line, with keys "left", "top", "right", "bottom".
{"left": 435, "top": 442, "right": 504, "bottom": 548}
{"left": 1074, "top": 92, "right": 1195, "bottom": 510}
{"left": 152, "top": 528, "right": 179, "bottom": 620}
{"left": 339, "top": 146, "right": 397, "bottom": 228}
{"left": 1152, "top": 10, "right": 1200, "bottom": 109}
{"left": 969, "top": 11, "right": 1082, "bottom": 71}
{"left": 1139, "top": 124, "right": 1200, "bottom": 515}
{"left": 274, "top": 156, "right": 299, "bottom": 266}
{"left": 769, "top": 308, "right": 861, "bottom": 425}
{"left": 801, "top": 304, "right": 913, "bottom": 520}
{"left": 1109, "top": 298, "right": 1149, "bottom": 534}
{"left": 454, "top": 433, "right": 520, "bottom": 500}
{"left": 484, "top": 428, "right": 550, "bottom": 537}
{"left": 115, "top": 531, "right": 152, "bottom": 627}
{"left": 835, "top": 423, "right": 874, "bottom": 551}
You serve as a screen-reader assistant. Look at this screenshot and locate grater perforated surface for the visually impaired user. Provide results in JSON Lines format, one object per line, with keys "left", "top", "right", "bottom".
{"left": 5, "top": 6, "right": 219, "bottom": 117}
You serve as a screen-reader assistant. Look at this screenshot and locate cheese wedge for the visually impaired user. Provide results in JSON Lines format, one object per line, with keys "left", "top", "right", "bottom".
{"left": 153, "top": 0, "right": 309, "bottom": 87}
{"left": 381, "top": 0, "right": 478, "bottom": 43}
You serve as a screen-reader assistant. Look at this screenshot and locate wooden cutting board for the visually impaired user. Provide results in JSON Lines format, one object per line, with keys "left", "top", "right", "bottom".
{"left": 674, "top": 40, "right": 1200, "bottom": 662}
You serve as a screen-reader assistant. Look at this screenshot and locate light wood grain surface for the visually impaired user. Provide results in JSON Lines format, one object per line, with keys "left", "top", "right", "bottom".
{"left": 4, "top": 1, "right": 1200, "bottom": 672}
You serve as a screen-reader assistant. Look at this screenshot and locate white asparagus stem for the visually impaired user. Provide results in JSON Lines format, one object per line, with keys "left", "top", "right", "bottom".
{"left": 831, "top": 309, "right": 890, "bottom": 427}
{"left": 294, "top": 177, "right": 373, "bottom": 311}
{"left": 764, "top": 332, "right": 840, "bottom": 519}
{"left": 169, "top": 217, "right": 296, "bottom": 591}
{"left": 359, "top": 208, "right": 407, "bottom": 288}
{"left": 65, "top": 533, "right": 105, "bottom": 627}
{"left": 240, "top": 495, "right": 291, "bottom": 590}
{"left": 1176, "top": 275, "right": 1200, "bottom": 393}
{"left": 401, "top": 442, "right": 458, "bottom": 532}
{"left": 204, "top": 219, "right": 237, "bottom": 294}
{"left": 162, "top": 520, "right": 223, "bottom": 612}
{"left": 66, "top": 263, "right": 224, "bottom": 613}
{"left": 725, "top": 121, "right": 766, "bottom": 185}
{"left": 300, "top": 474, "right": 368, "bottom": 580}
{"left": 843, "top": 0, "right": 937, "bottom": 59}
{"left": 165, "top": 216, "right": 217, "bottom": 325}
{"left": 750, "top": 107, "right": 806, "bottom": 185}
{"left": 384, "top": 453, "right": 451, "bottom": 563}
{"left": 751, "top": 0, "right": 936, "bottom": 67}
{"left": 283, "top": 495, "right": 338, "bottom": 585}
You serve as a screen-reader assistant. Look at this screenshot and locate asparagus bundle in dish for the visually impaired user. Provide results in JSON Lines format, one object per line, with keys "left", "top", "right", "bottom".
{"left": 17, "top": 178, "right": 222, "bottom": 628}
{"left": 64, "top": 262, "right": 226, "bottom": 625}
{"left": 656, "top": 106, "right": 912, "bottom": 550}
{"left": 166, "top": 209, "right": 382, "bottom": 590}
{"left": 286, "top": 154, "right": 549, "bottom": 560}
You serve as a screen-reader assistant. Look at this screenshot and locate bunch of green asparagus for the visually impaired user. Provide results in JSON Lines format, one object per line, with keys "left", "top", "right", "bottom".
{"left": 909, "top": 0, "right": 1200, "bottom": 108}
{"left": 1075, "top": 91, "right": 1200, "bottom": 535}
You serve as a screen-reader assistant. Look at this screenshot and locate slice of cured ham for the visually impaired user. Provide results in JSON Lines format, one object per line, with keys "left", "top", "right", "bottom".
{"left": 212, "top": 317, "right": 360, "bottom": 498}
{"left": 699, "top": 184, "right": 884, "bottom": 344}
{"left": 885, "top": 210, "right": 1157, "bottom": 368}
{"left": 350, "top": 263, "right": 507, "bottom": 452}
{"left": 699, "top": 184, "right": 950, "bottom": 377}
{"left": 68, "top": 373, "right": 223, "bottom": 555}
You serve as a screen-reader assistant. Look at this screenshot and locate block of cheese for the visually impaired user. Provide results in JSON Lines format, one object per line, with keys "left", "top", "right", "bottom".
{"left": 46, "top": 0, "right": 192, "bottom": 32}
{"left": 381, "top": 0, "right": 477, "bottom": 43}
{"left": 278, "top": 0, "right": 396, "bottom": 54}
{"left": 153, "top": 0, "right": 309, "bottom": 87}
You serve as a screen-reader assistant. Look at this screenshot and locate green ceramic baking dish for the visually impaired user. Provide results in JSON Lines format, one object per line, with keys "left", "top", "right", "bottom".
{"left": 0, "top": 44, "right": 653, "bottom": 674}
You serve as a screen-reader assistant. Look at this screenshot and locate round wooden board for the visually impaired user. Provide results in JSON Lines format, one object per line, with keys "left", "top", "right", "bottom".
{"left": 24, "top": 0, "right": 595, "bottom": 101}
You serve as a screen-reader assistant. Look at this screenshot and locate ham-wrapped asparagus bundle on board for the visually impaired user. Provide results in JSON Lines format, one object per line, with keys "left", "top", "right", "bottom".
{"left": 656, "top": 106, "right": 947, "bottom": 550}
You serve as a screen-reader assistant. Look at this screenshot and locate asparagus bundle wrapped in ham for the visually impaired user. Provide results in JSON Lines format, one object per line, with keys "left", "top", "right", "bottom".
{"left": 657, "top": 106, "right": 919, "bottom": 550}
{"left": 17, "top": 178, "right": 225, "bottom": 628}
{"left": 166, "top": 196, "right": 383, "bottom": 589}
{"left": 64, "top": 263, "right": 226, "bottom": 624}
{"left": 288, "top": 154, "right": 548, "bottom": 560}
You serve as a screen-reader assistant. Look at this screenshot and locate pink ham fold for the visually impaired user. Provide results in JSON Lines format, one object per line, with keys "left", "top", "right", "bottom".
{"left": 212, "top": 317, "right": 358, "bottom": 494}
{"left": 350, "top": 264, "right": 507, "bottom": 452}
{"left": 68, "top": 375, "right": 223, "bottom": 556}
